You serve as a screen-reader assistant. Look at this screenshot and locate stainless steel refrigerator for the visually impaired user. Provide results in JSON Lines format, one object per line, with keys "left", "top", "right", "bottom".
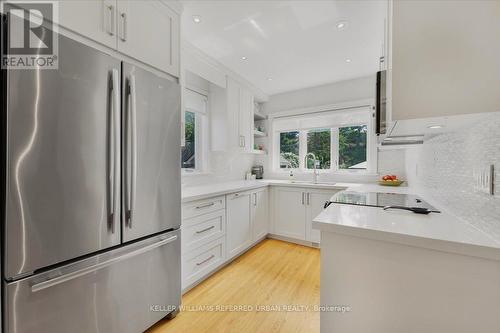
{"left": 1, "top": 21, "right": 181, "bottom": 333}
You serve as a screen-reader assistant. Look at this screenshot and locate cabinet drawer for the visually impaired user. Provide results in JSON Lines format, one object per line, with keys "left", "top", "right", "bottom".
{"left": 182, "top": 196, "right": 225, "bottom": 219}
{"left": 182, "top": 210, "right": 225, "bottom": 253}
{"left": 182, "top": 237, "right": 225, "bottom": 289}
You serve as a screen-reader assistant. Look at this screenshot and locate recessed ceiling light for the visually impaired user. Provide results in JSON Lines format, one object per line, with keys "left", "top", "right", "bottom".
{"left": 336, "top": 21, "right": 348, "bottom": 30}
{"left": 267, "top": 77, "right": 273, "bottom": 81}
{"left": 345, "top": 58, "right": 352, "bottom": 63}
{"left": 192, "top": 15, "right": 201, "bottom": 23}
{"left": 241, "top": 56, "right": 247, "bottom": 60}
{"left": 428, "top": 125, "right": 444, "bottom": 129}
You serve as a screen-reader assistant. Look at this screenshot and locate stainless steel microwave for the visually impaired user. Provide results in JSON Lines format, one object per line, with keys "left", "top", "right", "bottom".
{"left": 376, "top": 70, "right": 387, "bottom": 135}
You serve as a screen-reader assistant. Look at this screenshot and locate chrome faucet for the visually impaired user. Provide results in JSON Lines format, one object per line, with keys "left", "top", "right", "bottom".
{"left": 304, "top": 153, "right": 319, "bottom": 183}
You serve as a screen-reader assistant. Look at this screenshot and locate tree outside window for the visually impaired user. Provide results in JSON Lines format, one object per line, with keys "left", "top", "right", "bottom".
{"left": 279, "top": 131, "right": 299, "bottom": 168}
{"left": 181, "top": 111, "right": 196, "bottom": 169}
{"left": 307, "top": 129, "right": 331, "bottom": 169}
{"left": 339, "top": 125, "right": 367, "bottom": 170}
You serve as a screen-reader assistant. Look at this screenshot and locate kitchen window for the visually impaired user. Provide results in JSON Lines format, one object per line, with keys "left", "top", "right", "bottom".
{"left": 182, "top": 88, "right": 208, "bottom": 172}
{"left": 279, "top": 131, "right": 300, "bottom": 169}
{"left": 306, "top": 128, "right": 331, "bottom": 169}
{"left": 273, "top": 107, "right": 375, "bottom": 173}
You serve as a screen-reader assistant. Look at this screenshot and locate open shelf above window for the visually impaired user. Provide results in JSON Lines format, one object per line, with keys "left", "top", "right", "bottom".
{"left": 254, "top": 111, "right": 267, "bottom": 120}
{"left": 254, "top": 129, "right": 267, "bottom": 137}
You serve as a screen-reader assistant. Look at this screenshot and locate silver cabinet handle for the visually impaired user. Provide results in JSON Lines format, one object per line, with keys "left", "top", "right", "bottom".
{"left": 195, "top": 202, "right": 215, "bottom": 210}
{"left": 125, "top": 75, "right": 137, "bottom": 228}
{"left": 108, "top": 69, "right": 120, "bottom": 234}
{"left": 301, "top": 192, "right": 305, "bottom": 205}
{"left": 254, "top": 193, "right": 257, "bottom": 206}
{"left": 307, "top": 193, "right": 310, "bottom": 205}
{"left": 31, "top": 235, "right": 178, "bottom": 293}
{"left": 196, "top": 254, "right": 215, "bottom": 266}
{"left": 120, "top": 12, "right": 127, "bottom": 41}
{"left": 106, "top": 5, "right": 115, "bottom": 36}
{"left": 196, "top": 225, "right": 215, "bottom": 234}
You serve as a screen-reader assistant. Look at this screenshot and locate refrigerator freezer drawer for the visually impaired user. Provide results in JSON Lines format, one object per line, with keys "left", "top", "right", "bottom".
{"left": 4, "top": 230, "right": 181, "bottom": 333}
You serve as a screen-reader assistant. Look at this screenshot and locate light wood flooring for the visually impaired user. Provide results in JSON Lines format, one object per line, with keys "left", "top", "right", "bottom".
{"left": 147, "top": 239, "right": 320, "bottom": 333}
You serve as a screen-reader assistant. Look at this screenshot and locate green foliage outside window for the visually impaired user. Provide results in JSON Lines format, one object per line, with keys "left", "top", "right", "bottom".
{"left": 339, "top": 125, "right": 367, "bottom": 169}
{"left": 307, "top": 129, "right": 331, "bottom": 169}
{"left": 279, "top": 131, "right": 299, "bottom": 168}
{"left": 181, "top": 111, "right": 196, "bottom": 169}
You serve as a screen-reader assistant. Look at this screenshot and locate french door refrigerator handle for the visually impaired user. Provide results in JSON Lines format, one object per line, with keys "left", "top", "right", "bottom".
{"left": 126, "top": 74, "right": 137, "bottom": 228}
{"left": 30, "top": 235, "right": 178, "bottom": 293}
{"left": 108, "top": 68, "right": 120, "bottom": 234}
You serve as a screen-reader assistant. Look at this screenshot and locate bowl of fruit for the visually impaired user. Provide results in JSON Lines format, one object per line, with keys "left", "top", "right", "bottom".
{"left": 379, "top": 175, "right": 404, "bottom": 186}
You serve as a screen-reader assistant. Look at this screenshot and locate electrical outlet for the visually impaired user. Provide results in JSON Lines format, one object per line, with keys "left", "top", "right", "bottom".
{"left": 473, "top": 164, "right": 494, "bottom": 195}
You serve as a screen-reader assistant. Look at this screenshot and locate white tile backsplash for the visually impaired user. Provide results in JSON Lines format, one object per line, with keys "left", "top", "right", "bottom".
{"left": 182, "top": 151, "right": 255, "bottom": 187}
{"left": 406, "top": 112, "right": 500, "bottom": 241}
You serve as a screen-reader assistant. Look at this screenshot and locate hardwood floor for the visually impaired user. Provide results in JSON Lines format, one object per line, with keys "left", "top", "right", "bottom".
{"left": 147, "top": 239, "right": 320, "bottom": 333}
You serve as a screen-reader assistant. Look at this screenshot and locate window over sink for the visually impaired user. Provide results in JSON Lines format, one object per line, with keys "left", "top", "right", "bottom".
{"left": 273, "top": 107, "right": 375, "bottom": 173}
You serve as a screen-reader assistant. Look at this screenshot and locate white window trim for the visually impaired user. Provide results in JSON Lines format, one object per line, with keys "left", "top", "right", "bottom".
{"left": 182, "top": 87, "right": 210, "bottom": 174}
{"left": 271, "top": 105, "right": 378, "bottom": 175}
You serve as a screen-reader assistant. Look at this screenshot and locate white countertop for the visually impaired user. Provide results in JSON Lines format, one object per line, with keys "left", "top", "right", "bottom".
{"left": 313, "top": 185, "right": 500, "bottom": 260}
{"left": 182, "top": 179, "right": 359, "bottom": 202}
{"left": 182, "top": 180, "right": 269, "bottom": 203}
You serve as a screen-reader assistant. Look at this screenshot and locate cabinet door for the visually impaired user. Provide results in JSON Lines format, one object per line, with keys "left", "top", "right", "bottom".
{"left": 251, "top": 188, "right": 269, "bottom": 241}
{"left": 117, "top": 1, "right": 179, "bottom": 76}
{"left": 273, "top": 187, "right": 307, "bottom": 240}
{"left": 391, "top": 0, "right": 500, "bottom": 120}
{"left": 58, "top": 0, "right": 117, "bottom": 49}
{"left": 239, "top": 88, "right": 254, "bottom": 152}
{"left": 226, "top": 192, "right": 252, "bottom": 260}
{"left": 306, "top": 189, "right": 339, "bottom": 243}
{"left": 226, "top": 77, "right": 241, "bottom": 151}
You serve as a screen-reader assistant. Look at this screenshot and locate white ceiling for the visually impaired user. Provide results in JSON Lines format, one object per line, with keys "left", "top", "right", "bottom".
{"left": 181, "top": 0, "right": 387, "bottom": 96}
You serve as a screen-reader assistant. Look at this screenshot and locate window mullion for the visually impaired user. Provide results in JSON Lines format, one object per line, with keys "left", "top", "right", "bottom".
{"left": 299, "top": 130, "right": 307, "bottom": 171}
{"left": 332, "top": 128, "right": 339, "bottom": 172}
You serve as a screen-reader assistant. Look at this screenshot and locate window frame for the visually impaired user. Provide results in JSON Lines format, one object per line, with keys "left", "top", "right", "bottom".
{"left": 273, "top": 121, "right": 376, "bottom": 174}
{"left": 182, "top": 87, "right": 209, "bottom": 174}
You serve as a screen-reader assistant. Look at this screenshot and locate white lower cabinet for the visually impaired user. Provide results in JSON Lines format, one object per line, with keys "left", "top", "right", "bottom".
{"left": 226, "top": 191, "right": 253, "bottom": 260}
{"left": 252, "top": 188, "right": 269, "bottom": 241}
{"left": 182, "top": 237, "right": 225, "bottom": 289}
{"left": 182, "top": 210, "right": 225, "bottom": 253}
{"left": 305, "top": 189, "right": 339, "bottom": 243}
{"left": 272, "top": 186, "right": 339, "bottom": 244}
{"left": 273, "top": 187, "right": 307, "bottom": 240}
{"left": 181, "top": 187, "right": 269, "bottom": 290}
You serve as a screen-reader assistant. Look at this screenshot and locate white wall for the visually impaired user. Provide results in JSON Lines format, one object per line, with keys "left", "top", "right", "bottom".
{"left": 262, "top": 76, "right": 376, "bottom": 114}
{"left": 405, "top": 112, "right": 500, "bottom": 241}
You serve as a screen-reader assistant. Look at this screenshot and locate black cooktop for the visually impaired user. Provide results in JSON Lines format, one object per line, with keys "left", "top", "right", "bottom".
{"left": 328, "top": 191, "right": 438, "bottom": 211}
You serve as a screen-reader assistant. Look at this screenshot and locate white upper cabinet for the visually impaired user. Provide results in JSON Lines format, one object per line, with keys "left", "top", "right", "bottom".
{"left": 390, "top": 0, "right": 500, "bottom": 121}
{"left": 117, "top": 0, "right": 180, "bottom": 76}
{"left": 212, "top": 77, "right": 254, "bottom": 152}
{"left": 58, "top": 0, "right": 117, "bottom": 49}
{"left": 57, "top": 0, "right": 180, "bottom": 77}
{"left": 238, "top": 87, "right": 254, "bottom": 152}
